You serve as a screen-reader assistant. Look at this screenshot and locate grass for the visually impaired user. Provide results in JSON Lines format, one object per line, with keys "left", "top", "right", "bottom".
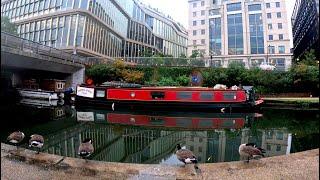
{"left": 262, "top": 97, "right": 319, "bottom": 103}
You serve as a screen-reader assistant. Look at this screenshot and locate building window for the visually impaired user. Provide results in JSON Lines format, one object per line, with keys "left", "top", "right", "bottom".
{"left": 193, "top": 2, "right": 197, "bottom": 8}
{"left": 278, "top": 23, "right": 282, "bottom": 29}
{"left": 266, "top": 131, "right": 273, "bottom": 139}
{"left": 269, "top": 35, "right": 273, "bottom": 40}
{"left": 201, "top": 29, "right": 205, "bottom": 34}
{"left": 248, "top": 4, "right": 261, "bottom": 11}
{"left": 201, "top": 1, "right": 205, "bottom": 6}
{"left": 278, "top": 45, "right": 285, "bottom": 53}
{"left": 227, "top": 2, "right": 241, "bottom": 12}
{"left": 193, "top": 21, "right": 197, "bottom": 26}
{"left": 276, "top": 2, "right": 280, "bottom": 7}
{"left": 201, "top": 20, "right": 205, "bottom": 25}
{"left": 266, "top": 3, "right": 270, "bottom": 8}
{"left": 276, "top": 145, "right": 281, "bottom": 151}
{"left": 209, "top": 9, "right": 220, "bottom": 16}
{"left": 273, "top": 58, "right": 285, "bottom": 70}
{"left": 276, "top": 132, "right": 284, "bottom": 140}
{"left": 193, "top": 40, "right": 197, "bottom": 45}
{"left": 201, "top": 39, "right": 205, "bottom": 44}
{"left": 279, "top": 34, "right": 284, "bottom": 40}
{"left": 277, "top": 12, "right": 281, "bottom": 18}
{"left": 268, "top": 46, "right": 275, "bottom": 54}
{"left": 267, "top": 13, "right": 271, "bottom": 19}
{"left": 251, "top": 59, "right": 264, "bottom": 67}
{"left": 227, "top": 13, "right": 244, "bottom": 55}
{"left": 267, "top": 144, "right": 271, "bottom": 150}
{"left": 249, "top": 13, "right": 264, "bottom": 54}
{"left": 268, "top": 24, "right": 272, "bottom": 30}
{"left": 209, "top": 17, "right": 222, "bottom": 55}
{"left": 201, "top": 10, "right": 205, "bottom": 16}
{"left": 193, "top": 12, "right": 197, "bottom": 17}
{"left": 198, "top": 147, "right": 202, "bottom": 152}
{"left": 193, "top": 30, "right": 197, "bottom": 36}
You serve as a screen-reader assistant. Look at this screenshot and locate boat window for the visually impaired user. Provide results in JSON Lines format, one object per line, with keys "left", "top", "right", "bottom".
{"left": 176, "top": 118, "right": 193, "bottom": 127}
{"left": 221, "top": 118, "right": 235, "bottom": 127}
{"left": 200, "top": 92, "right": 213, "bottom": 100}
{"left": 177, "top": 92, "right": 192, "bottom": 100}
{"left": 198, "top": 119, "right": 213, "bottom": 127}
{"left": 150, "top": 117, "right": 165, "bottom": 125}
{"left": 151, "top": 91, "right": 165, "bottom": 99}
{"left": 223, "top": 92, "right": 236, "bottom": 100}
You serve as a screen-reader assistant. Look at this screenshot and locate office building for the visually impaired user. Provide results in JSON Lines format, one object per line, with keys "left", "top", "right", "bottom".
{"left": 1, "top": 0, "right": 188, "bottom": 60}
{"left": 188, "top": 0, "right": 292, "bottom": 70}
{"left": 291, "top": 0, "right": 319, "bottom": 60}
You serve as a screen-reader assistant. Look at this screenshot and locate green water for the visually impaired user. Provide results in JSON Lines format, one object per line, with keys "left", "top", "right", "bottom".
{"left": 1, "top": 103, "right": 318, "bottom": 165}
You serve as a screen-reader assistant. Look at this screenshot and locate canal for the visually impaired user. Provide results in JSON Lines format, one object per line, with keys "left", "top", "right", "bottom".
{"left": 0, "top": 101, "right": 318, "bottom": 165}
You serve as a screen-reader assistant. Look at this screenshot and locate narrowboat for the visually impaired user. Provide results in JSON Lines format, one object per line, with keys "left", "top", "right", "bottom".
{"left": 76, "top": 108, "right": 261, "bottom": 130}
{"left": 17, "top": 79, "right": 65, "bottom": 100}
{"left": 75, "top": 82, "right": 264, "bottom": 111}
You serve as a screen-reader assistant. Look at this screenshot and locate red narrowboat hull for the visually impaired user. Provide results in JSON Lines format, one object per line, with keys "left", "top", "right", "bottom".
{"left": 76, "top": 108, "right": 259, "bottom": 130}
{"left": 76, "top": 85, "right": 262, "bottom": 111}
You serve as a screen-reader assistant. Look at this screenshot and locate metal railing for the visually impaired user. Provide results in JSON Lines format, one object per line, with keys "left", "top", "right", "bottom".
{"left": 86, "top": 56, "right": 212, "bottom": 67}
{"left": 1, "top": 31, "right": 86, "bottom": 65}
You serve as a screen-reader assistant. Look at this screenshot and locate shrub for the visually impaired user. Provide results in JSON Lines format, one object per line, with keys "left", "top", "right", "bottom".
{"left": 176, "top": 75, "right": 190, "bottom": 86}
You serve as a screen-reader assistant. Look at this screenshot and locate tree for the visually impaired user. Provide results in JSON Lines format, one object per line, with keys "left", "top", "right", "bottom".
{"left": 299, "top": 49, "right": 317, "bottom": 66}
{"left": 190, "top": 49, "right": 200, "bottom": 58}
{"left": 1, "top": 16, "right": 17, "bottom": 35}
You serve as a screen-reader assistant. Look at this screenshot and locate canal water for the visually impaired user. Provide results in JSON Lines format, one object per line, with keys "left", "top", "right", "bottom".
{"left": 0, "top": 100, "right": 318, "bottom": 165}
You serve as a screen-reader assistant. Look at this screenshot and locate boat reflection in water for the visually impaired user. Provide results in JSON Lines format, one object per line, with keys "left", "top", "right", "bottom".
{"left": 31, "top": 108, "right": 289, "bottom": 164}
{"left": 7, "top": 101, "right": 295, "bottom": 164}
{"left": 17, "top": 98, "right": 67, "bottom": 120}
{"left": 76, "top": 110, "right": 259, "bottom": 130}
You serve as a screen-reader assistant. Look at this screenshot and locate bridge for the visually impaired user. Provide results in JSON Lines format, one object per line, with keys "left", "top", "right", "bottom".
{"left": 1, "top": 32, "right": 86, "bottom": 90}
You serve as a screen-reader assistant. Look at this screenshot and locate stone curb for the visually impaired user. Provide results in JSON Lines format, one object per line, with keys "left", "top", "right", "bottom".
{"left": 1, "top": 143, "right": 319, "bottom": 180}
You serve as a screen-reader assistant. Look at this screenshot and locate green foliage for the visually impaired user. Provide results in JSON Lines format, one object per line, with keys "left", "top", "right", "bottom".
{"left": 1, "top": 16, "right": 17, "bottom": 35}
{"left": 176, "top": 75, "right": 190, "bottom": 86}
{"left": 189, "top": 47, "right": 204, "bottom": 58}
{"left": 299, "top": 49, "right": 317, "bottom": 66}
{"left": 86, "top": 63, "right": 319, "bottom": 95}
{"left": 85, "top": 64, "right": 116, "bottom": 84}
{"left": 157, "top": 77, "right": 179, "bottom": 86}
{"left": 226, "top": 62, "right": 246, "bottom": 86}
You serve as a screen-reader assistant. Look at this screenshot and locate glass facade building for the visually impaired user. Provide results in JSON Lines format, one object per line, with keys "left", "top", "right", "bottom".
{"left": 291, "top": 0, "right": 319, "bottom": 60}
{"left": 188, "top": 0, "right": 292, "bottom": 71}
{"left": 209, "top": 17, "right": 221, "bottom": 55}
{"left": 227, "top": 13, "right": 243, "bottom": 55}
{"left": 249, "top": 13, "right": 264, "bottom": 54}
{"left": 1, "top": 0, "right": 188, "bottom": 59}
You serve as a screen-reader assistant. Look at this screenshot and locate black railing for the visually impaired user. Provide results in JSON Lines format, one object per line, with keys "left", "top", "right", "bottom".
{"left": 1, "top": 31, "right": 86, "bottom": 65}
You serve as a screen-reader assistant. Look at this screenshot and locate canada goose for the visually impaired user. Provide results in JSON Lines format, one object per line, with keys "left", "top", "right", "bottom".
{"left": 29, "top": 134, "right": 44, "bottom": 154}
{"left": 7, "top": 131, "right": 25, "bottom": 149}
{"left": 78, "top": 138, "right": 94, "bottom": 161}
{"left": 176, "top": 144, "right": 200, "bottom": 172}
{"left": 239, "top": 143, "right": 265, "bottom": 163}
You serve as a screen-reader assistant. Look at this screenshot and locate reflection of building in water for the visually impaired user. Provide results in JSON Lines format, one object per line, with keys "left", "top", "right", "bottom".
{"left": 42, "top": 123, "right": 186, "bottom": 163}
{"left": 43, "top": 123, "right": 122, "bottom": 159}
{"left": 207, "top": 130, "right": 242, "bottom": 163}
{"left": 206, "top": 128, "right": 291, "bottom": 162}
{"left": 260, "top": 128, "right": 291, "bottom": 157}
{"left": 185, "top": 131, "right": 208, "bottom": 163}
{"left": 123, "top": 130, "right": 186, "bottom": 163}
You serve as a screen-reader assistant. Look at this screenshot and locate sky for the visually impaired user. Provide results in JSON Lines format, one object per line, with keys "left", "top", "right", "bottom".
{"left": 140, "top": 0, "right": 296, "bottom": 47}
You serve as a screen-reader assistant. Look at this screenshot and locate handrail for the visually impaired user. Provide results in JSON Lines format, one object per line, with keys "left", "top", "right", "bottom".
{"left": 1, "top": 31, "right": 86, "bottom": 65}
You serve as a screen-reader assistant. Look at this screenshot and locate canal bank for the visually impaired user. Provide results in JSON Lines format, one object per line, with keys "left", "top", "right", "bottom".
{"left": 1, "top": 143, "right": 319, "bottom": 180}
{"left": 261, "top": 97, "right": 319, "bottom": 110}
